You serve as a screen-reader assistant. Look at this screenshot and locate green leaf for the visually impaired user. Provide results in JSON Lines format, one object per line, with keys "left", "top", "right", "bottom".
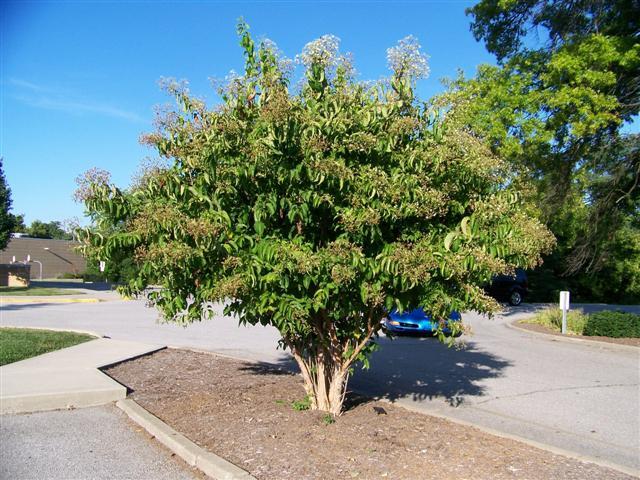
{"left": 444, "top": 232, "right": 456, "bottom": 251}
{"left": 461, "top": 217, "right": 470, "bottom": 237}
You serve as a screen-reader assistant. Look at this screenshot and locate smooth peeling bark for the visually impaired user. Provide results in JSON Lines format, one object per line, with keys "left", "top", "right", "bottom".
{"left": 287, "top": 312, "right": 377, "bottom": 415}
{"left": 291, "top": 350, "right": 352, "bottom": 416}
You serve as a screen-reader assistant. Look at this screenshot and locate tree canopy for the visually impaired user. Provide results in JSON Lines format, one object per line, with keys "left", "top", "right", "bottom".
{"left": 77, "top": 23, "right": 553, "bottom": 414}
{"left": 444, "top": 0, "right": 640, "bottom": 301}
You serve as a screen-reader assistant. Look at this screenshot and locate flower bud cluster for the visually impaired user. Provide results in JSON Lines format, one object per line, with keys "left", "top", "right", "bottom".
{"left": 73, "top": 167, "right": 111, "bottom": 203}
{"left": 386, "top": 35, "right": 430, "bottom": 79}
{"left": 298, "top": 34, "right": 341, "bottom": 69}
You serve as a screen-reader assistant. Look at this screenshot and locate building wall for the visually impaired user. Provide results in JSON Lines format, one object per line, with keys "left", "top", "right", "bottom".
{"left": 0, "top": 264, "right": 31, "bottom": 287}
{"left": 0, "top": 238, "right": 87, "bottom": 279}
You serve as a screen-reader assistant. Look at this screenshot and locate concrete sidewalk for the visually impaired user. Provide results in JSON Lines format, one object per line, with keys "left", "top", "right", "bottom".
{"left": 0, "top": 338, "right": 164, "bottom": 414}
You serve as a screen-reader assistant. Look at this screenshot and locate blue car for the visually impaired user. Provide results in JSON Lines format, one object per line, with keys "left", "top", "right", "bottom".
{"left": 382, "top": 309, "right": 462, "bottom": 336}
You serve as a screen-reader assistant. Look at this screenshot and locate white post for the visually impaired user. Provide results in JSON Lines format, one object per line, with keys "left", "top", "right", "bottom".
{"left": 559, "top": 291, "right": 570, "bottom": 334}
{"left": 32, "top": 260, "right": 43, "bottom": 280}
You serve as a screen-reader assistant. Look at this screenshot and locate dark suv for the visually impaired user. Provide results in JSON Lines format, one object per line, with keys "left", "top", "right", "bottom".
{"left": 486, "top": 269, "right": 528, "bottom": 306}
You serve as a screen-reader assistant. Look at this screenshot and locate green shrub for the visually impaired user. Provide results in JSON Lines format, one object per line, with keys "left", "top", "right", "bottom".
{"left": 82, "top": 272, "right": 105, "bottom": 283}
{"left": 58, "top": 272, "right": 82, "bottom": 279}
{"left": 292, "top": 396, "right": 312, "bottom": 411}
{"left": 583, "top": 311, "right": 640, "bottom": 338}
{"left": 524, "top": 308, "right": 588, "bottom": 335}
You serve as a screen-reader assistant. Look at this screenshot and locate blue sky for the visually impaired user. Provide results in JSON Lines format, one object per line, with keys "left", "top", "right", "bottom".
{"left": 2, "top": 1, "right": 497, "bottom": 225}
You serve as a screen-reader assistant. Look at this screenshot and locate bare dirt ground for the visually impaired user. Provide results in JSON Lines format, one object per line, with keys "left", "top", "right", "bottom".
{"left": 105, "top": 349, "right": 634, "bottom": 480}
{"left": 515, "top": 321, "right": 640, "bottom": 347}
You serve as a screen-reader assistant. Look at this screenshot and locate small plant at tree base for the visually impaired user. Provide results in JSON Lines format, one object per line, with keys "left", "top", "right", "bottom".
{"left": 292, "top": 395, "right": 312, "bottom": 411}
{"left": 322, "top": 413, "right": 336, "bottom": 425}
{"left": 76, "top": 21, "right": 554, "bottom": 415}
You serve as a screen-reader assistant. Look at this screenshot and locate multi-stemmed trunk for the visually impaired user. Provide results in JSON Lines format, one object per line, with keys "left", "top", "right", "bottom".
{"left": 284, "top": 309, "right": 379, "bottom": 416}
{"left": 291, "top": 350, "right": 351, "bottom": 416}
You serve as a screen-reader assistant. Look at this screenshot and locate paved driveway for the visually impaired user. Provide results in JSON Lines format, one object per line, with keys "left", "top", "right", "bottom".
{"left": 0, "top": 405, "right": 196, "bottom": 479}
{"left": 1, "top": 295, "right": 638, "bottom": 473}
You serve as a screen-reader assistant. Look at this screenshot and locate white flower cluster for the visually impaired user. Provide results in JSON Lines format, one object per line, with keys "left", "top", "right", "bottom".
{"left": 261, "top": 38, "right": 294, "bottom": 76}
{"left": 261, "top": 38, "right": 277, "bottom": 51}
{"left": 298, "top": 34, "right": 341, "bottom": 68}
{"left": 217, "top": 69, "right": 246, "bottom": 99}
{"left": 158, "top": 77, "right": 189, "bottom": 95}
{"left": 386, "top": 35, "right": 430, "bottom": 79}
{"left": 225, "top": 69, "right": 243, "bottom": 84}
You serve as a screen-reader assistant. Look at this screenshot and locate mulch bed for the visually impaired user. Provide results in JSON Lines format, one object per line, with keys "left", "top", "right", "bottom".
{"left": 515, "top": 321, "right": 640, "bottom": 347}
{"left": 105, "top": 349, "right": 633, "bottom": 480}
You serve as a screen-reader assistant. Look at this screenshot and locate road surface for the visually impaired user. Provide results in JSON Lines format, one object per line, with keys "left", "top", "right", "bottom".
{"left": 2, "top": 293, "right": 638, "bottom": 473}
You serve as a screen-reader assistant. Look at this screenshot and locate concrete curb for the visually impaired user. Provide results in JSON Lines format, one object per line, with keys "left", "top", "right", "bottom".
{"left": 374, "top": 396, "right": 640, "bottom": 479}
{"left": 116, "top": 399, "right": 255, "bottom": 480}
{"left": 1, "top": 371, "right": 127, "bottom": 415}
{"left": 507, "top": 320, "right": 639, "bottom": 352}
{"left": 0, "top": 297, "right": 101, "bottom": 304}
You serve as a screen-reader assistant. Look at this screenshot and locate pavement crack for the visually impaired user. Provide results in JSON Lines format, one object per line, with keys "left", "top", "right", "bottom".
{"left": 472, "top": 383, "right": 639, "bottom": 405}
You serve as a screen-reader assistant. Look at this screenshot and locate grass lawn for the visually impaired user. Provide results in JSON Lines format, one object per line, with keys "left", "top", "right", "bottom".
{"left": 522, "top": 307, "right": 588, "bottom": 335}
{"left": 0, "top": 286, "right": 84, "bottom": 296}
{"left": 0, "top": 328, "right": 95, "bottom": 366}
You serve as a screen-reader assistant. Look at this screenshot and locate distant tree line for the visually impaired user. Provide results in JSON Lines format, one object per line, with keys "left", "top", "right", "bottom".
{"left": 10, "top": 216, "right": 73, "bottom": 241}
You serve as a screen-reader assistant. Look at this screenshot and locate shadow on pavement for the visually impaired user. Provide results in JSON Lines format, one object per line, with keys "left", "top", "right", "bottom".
{"left": 237, "top": 335, "right": 511, "bottom": 409}
{"left": 31, "top": 280, "right": 115, "bottom": 291}
{"left": 351, "top": 336, "right": 511, "bottom": 407}
{"left": 0, "top": 302, "right": 60, "bottom": 311}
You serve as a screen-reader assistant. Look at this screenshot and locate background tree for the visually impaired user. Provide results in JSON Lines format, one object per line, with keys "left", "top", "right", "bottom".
{"left": 25, "top": 220, "right": 73, "bottom": 240}
{"left": 10, "top": 213, "right": 26, "bottom": 233}
{"left": 77, "top": 23, "right": 553, "bottom": 414}
{"left": 0, "top": 159, "right": 16, "bottom": 250}
{"left": 441, "top": 0, "right": 640, "bottom": 301}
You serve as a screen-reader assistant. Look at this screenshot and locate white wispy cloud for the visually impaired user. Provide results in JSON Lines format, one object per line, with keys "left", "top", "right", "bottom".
{"left": 9, "top": 78, "right": 48, "bottom": 92}
{"left": 8, "top": 78, "right": 145, "bottom": 123}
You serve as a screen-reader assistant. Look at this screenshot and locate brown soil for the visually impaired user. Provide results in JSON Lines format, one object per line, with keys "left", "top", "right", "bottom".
{"left": 515, "top": 321, "right": 640, "bottom": 347}
{"left": 105, "top": 349, "right": 634, "bottom": 480}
